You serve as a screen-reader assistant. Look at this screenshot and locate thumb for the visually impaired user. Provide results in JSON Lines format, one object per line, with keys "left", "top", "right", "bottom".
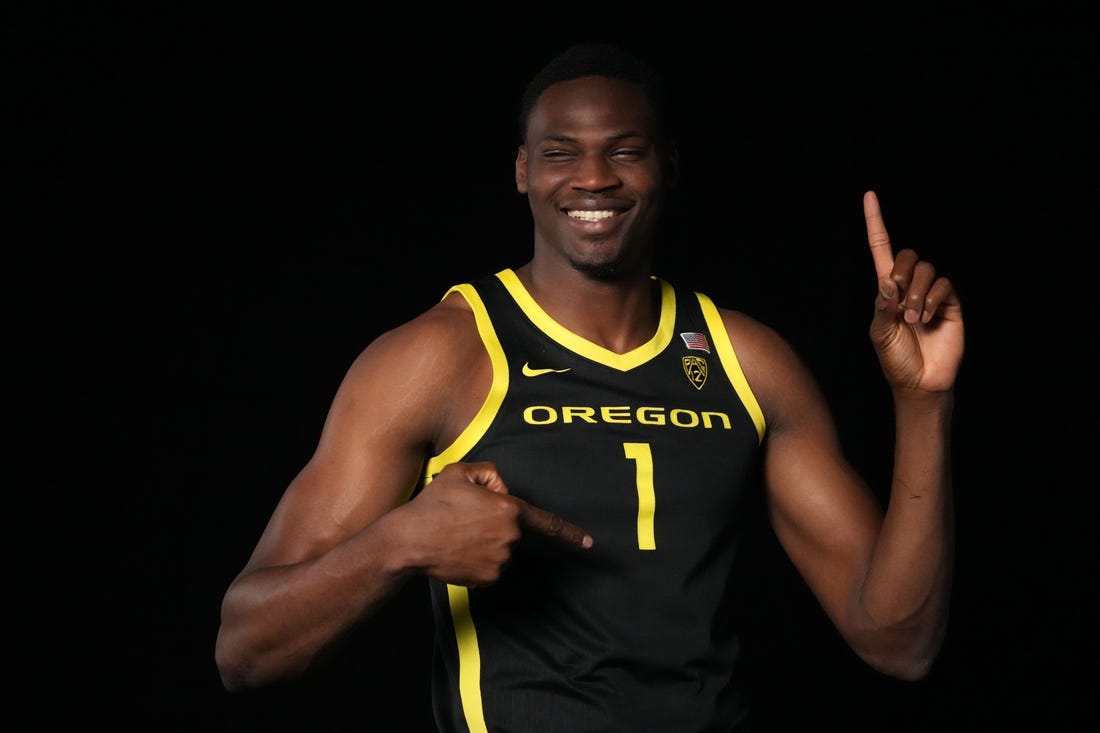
{"left": 870, "top": 276, "right": 901, "bottom": 339}
{"left": 457, "top": 461, "right": 511, "bottom": 495}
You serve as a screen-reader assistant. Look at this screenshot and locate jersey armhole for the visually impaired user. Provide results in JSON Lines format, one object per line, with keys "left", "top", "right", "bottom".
{"left": 423, "top": 283, "right": 509, "bottom": 482}
{"left": 696, "top": 292, "right": 766, "bottom": 443}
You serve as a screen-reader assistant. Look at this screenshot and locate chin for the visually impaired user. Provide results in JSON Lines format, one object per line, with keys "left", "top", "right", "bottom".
{"left": 570, "top": 259, "right": 626, "bottom": 280}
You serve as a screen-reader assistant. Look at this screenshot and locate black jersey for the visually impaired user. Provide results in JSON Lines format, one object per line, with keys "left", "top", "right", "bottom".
{"left": 422, "top": 268, "right": 766, "bottom": 733}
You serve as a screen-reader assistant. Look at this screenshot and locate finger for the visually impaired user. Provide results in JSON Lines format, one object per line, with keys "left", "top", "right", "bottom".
{"left": 903, "top": 260, "right": 936, "bottom": 324}
{"left": 920, "top": 276, "right": 959, "bottom": 324}
{"left": 517, "top": 500, "right": 594, "bottom": 549}
{"left": 864, "top": 191, "right": 895, "bottom": 280}
{"left": 890, "top": 247, "right": 918, "bottom": 283}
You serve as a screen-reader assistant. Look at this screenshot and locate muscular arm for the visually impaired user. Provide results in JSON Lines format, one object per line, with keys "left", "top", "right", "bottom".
{"left": 214, "top": 295, "right": 592, "bottom": 691}
{"left": 213, "top": 301, "right": 462, "bottom": 691}
{"left": 729, "top": 191, "right": 962, "bottom": 681}
{"left": 738, "top": 321, "right": 953, "bottom": 680}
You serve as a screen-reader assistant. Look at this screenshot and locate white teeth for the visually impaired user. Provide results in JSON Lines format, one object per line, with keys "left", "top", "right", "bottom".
{"left": 567, "top": 210, "right": 615, "bottom": 221}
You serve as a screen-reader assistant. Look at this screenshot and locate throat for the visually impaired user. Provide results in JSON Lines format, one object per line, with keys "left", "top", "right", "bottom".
{"left": 516, "top": 263, "right": 665, "bottom": 354}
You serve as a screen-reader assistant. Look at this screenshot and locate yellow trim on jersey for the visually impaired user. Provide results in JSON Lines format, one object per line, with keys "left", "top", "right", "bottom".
{"left": 424, "top": 283, "right": 510, "bottom": 475}
{"left": 447, "top": 584, "right": 489, "bottom": 733}
{"left": 422, "top": 282, "right": 507, "bottom": 733}
{"left": 495, "top": 268, "right": 676, "bottom": 371}
{"left": 696, "top": 292, "right": 766, "bottom": 443}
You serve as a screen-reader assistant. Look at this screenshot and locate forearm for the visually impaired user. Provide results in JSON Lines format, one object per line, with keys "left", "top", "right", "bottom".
{"left": 859, "top": 391, "right": 955, "bottom": 676}
{"left": 215, "top": 512, "right": 413, "bottom": 691}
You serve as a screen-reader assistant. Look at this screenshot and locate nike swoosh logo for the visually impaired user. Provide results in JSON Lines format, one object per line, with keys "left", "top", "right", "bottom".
{"left": 522, "top": 362, "right": 571, "bottom": 377}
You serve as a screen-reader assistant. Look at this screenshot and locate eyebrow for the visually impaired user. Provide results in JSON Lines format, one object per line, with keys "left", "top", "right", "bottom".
{"left": 540, "top": 130, "right": 650, "bottom": 145}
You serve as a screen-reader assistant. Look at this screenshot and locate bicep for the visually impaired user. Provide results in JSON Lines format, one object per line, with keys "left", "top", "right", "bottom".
{"left": 240, "top": 328, "right": 445, "bottom": 572}
{"left": 731, "top": 312, "right": 883, "bottom": 624}
{"left": 763, "top": 411, "right": 883, "bottom": 624}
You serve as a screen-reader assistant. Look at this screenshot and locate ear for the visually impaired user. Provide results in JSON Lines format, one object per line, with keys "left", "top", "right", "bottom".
{"left": 515, "top": 145, "right": 529, "bottom": 194}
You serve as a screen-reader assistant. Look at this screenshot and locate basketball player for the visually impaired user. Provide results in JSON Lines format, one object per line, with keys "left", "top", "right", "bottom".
{"left": 216, "top": 43, "right": 962, "bottom": 731}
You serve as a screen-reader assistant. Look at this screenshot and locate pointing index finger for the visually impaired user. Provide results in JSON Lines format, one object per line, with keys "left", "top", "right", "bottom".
{"left": 518, "top": 500, "right": 594, "bottom": 549}
{"left": 864, "top": 190, "right": 895, "bottom": 280}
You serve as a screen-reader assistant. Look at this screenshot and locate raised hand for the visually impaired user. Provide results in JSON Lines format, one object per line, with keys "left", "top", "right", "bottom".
{"left": 864, "top": 191, "right": 965, "bottom": 394}
{"left": 401, "top": 461, "right": 592, "bottom": 588}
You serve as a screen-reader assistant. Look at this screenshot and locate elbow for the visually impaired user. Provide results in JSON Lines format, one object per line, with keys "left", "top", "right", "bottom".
{"left": 215, "top": 621, "right": 317, "bottom": 692}
{"left": 854, "top": 621, "right": 947, "bottom": 682}
{"left": 850, "top": 585, "right": 951, "bottom": 681}
{"left": 214, "top": 630, "right": 252, "bottom": 692}
{"left": 845, "top": 601, "right": 949, "bottom": 681}
{"left": 864, "top": 649, "right": 937, "bottom": 682}
{"left": 215, "top": 583, "right": 286, "bottom": 691}
{"left": 215, "top": 621, "right": 281, "bottom": 692}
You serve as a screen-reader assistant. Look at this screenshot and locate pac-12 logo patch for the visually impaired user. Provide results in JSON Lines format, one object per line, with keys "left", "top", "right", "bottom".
{"left": 682, "top": 356, "right": 708, "bottom": 390}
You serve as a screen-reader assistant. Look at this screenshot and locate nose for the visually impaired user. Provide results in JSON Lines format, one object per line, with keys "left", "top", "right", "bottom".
{"left": 572, "top": 153, "right": 621, "bottom": 193}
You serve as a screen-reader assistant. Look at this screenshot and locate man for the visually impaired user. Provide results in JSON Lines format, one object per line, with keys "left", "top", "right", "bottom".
{"left": 216, "top": 43, "right": 962, "bottom": 731}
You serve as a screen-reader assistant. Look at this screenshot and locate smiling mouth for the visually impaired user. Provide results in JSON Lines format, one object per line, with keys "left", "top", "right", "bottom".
{"left": 566, "top": 210, "right": 616, "bottom": 222}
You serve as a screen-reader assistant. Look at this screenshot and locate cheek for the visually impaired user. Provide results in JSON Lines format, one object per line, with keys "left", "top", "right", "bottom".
{"left": 524, "top": 174, "right": 561, "bottom": 202}
{"left": 525, "top": 160, "right": 567, "bottom": 187}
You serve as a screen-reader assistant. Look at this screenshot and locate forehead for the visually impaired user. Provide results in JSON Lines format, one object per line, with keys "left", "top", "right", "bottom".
{"left": 526, "top": 75, "right": 659, "bottom": 141}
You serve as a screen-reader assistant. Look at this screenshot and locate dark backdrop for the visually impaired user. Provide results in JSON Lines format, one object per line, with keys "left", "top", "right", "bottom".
{"left": 10, "top": 3, "right": 1097, "bottom": 731}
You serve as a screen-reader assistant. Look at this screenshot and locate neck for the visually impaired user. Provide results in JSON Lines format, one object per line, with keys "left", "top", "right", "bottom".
{"left": 514, "top": 261, "right": 661, "bottom": 355}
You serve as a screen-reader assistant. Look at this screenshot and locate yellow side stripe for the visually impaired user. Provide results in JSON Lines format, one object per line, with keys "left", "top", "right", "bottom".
{"left": 447, "top": 584, "right": 488, "bottom": 733}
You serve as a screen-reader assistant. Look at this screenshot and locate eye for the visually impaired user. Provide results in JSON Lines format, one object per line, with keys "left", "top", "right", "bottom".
{"left": 611, "top": 147, "right": 648, "bottom": 162}
{"left": 542, "top": 148, "right": 577, "bottom": 161}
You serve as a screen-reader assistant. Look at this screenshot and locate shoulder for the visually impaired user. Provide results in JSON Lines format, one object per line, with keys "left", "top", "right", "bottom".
{"left": 345, "top": 288, "right": 479, "bottom": 385}
{"left": 709, "top": 304, "right": 825, "bottom": 430}
{"left": 331, "top": 288, "right": 489, "bottom": 449}
{"left": 711, "top": 306, "right": 798, "bottom": 366}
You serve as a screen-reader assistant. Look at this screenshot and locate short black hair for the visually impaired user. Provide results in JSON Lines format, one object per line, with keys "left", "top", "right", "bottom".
{"left": 517, "top": 43, "right": 672, "bottom": 143}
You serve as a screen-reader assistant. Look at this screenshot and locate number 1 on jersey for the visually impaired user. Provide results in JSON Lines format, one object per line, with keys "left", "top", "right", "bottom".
{"left": 623, "top": 442, "right": 656, "bottom": 550}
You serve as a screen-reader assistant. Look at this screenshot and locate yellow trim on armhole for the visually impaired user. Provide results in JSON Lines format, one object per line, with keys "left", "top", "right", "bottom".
{"left": 420, "top": 281, "right": 505, "bottom": 733}
{"left": 424, "top": 282, "right": 510, "bottom": 475}
{"left": 696, "top": 292, "right": 766, "bottom": 443}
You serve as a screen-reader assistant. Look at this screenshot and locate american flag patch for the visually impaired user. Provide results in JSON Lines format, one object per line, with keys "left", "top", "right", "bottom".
{"left": 680, "top": 332, "right": 710, "bottom": 353}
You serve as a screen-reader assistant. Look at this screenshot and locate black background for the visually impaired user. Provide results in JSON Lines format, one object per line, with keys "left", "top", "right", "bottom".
{"left": 10, "top": 3, "right": 1098, "bottom": 731}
